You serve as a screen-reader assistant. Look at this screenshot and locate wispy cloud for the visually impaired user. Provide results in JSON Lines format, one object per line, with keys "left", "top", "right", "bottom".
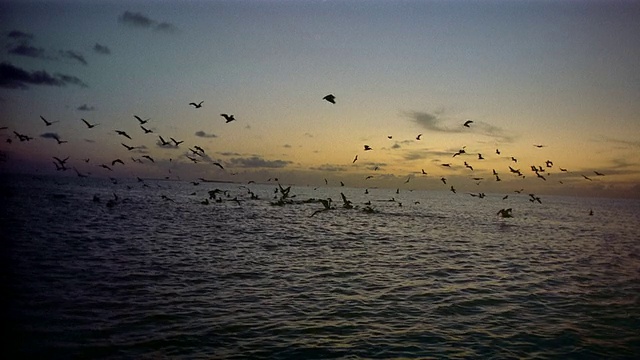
{"left": 195, "top": 130, "right": 217, "bottom": 138}
{"left": 408, "top": 111, "right": 514, "bottom": 142}
{"left": 93, "top": 43, "right": 111, "bottom": 55}
{"left": 118, "top": 11, "right": 178, "bottom": 33}
{"left": 601, "top": 137, "right": 640, "bottom": 148}
{"left": 0, "top": 62, "right": 88, "bottom": 89}
{"left": 77, "top": 104, "right": 95, "bottom": 111}
{"left": 229, "top": 156, "right": 290, "bottom": 168}
{"left": 60, "top": 50, "right": 87, "bottom": 65}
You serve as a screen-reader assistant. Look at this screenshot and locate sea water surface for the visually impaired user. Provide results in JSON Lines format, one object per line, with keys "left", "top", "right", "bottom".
{"left": 2, "top": 174, "right": 639, "bottom": 359}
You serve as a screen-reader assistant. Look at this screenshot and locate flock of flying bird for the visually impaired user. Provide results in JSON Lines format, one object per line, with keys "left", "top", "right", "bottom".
{"left": 2, "top": 92, "right": 606, "bottom": 217}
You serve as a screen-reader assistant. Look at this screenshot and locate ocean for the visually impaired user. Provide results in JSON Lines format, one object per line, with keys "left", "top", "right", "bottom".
{"left": 2, "top": 174, "right": 639, "bottom": 359}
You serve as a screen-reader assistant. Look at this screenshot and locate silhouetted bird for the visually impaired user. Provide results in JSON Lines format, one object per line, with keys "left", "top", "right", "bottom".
{"left": 416, "top": 134, "right": 422, "bottom": 140}
{"left": 463, "top": 120, "right": 473, "bottom": 127}
{"left": 582, "top": 174, "right": 593, "bottom": 181}
{"left": 122, "top": 143, "right": 135, "bottom": 151}
{"left": 594, "top": 171, "right": 605, "bottom": 176}
{"left": 353, "top": 155, "right": 358, "bottom": 163}
{"left": 478, "top": 153, "right": 484, "bottom": 160}
{"left": 189, "top": 101, "right": 203, "bottom": 108}
{"left": 158, "top": 135, "right": 170, "bottom": 146}
{"left": 450, "top": 185, "right": 456, "bottom": 194}
{"left": 496, "top": 149, "right": 501, "bottom": 155}
{"left": 81, "top": 118, "right": 98, "bottom": 128}
{"left": 40, "top": 116, "right": 58, "bottom": 126}
{"left": 142, "top": 155, "right": 154, "bottom": 163}
{"left": 364, "top": 145, "right": 372, "bottom": 151}
{"left": 115, "top": 130, "right": 131, "bottom": 139}
{"left": 112, "top": 159, "right": 124, "bottom": 166}
{"left": 322, "top": 94, "right": 336, "bottom": 104}
{"left": 170, "top": 137, "right": 184, "bottom": 146}
{"left": 140, "top": 125, "right": 153, "bottom": 134}
{"left": 98, "top": 164, "right": 112, "bottom": 171}
{"left": 533, "top": 144, "right": 545, "bottom": 148}
{"left": 221, "top": 114, "right": 235, "bottom": 123}
{"left": 134, "top": 115, "right": 149, "bottom": 124}
{"left": 213, "top": 162, "right": 224, "bottom": 170}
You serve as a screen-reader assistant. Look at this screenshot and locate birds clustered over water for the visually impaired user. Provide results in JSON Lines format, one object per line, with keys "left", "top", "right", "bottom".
{"left": 2, "top": 93, "right": 605, "bottom": 218}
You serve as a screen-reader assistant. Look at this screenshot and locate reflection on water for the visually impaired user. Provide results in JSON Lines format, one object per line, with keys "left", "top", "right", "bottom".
{"left": 3, "top": 175, "right": 639, "bottom": 359}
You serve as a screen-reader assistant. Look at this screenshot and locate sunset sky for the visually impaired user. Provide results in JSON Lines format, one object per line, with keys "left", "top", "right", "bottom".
{"left": 1, "top": 0, "right": 639, "bottom": 198}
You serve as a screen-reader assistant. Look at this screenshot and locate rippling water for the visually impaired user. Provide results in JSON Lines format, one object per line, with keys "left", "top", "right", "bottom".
{"left": 2, "top": 174, "right": 639, "bottom": 359}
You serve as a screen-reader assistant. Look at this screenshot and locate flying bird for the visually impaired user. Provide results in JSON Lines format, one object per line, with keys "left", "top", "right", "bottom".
{"left": 81, "top": 118, "right": 98, "bottom": 128}
{"left": 478, "top": 153, "right": 484, "bottom": 160}
{"left": 140, "top": 125, "right": 153, "bottom": 134}
{"left": 594, "top": 171, "right": 605, "bottom": 176}
{"left": 134, "top": 115, "right": 149, "bottom": 124}
{"left": 352, "top": 155, "right": 358, "bottom": 163}
{"left": 221, "top": 114, "right": 235, "bottom": 123}
{"left": 213, "top": 162, "right": 224, "bottom": 170}
{"left": 189, "top": 101, "right": 203, "bottom": 108}
{"left": 582, "top": 174, "right": 593, "bottom": 181}
{"left": 463, "top": 120, "right": 473, "bottom": 127}
{"left": 115, "top": 130, "right": 131, "bottom": 139}
{"left": 416, "top": 134, "right": 422, "bottom": 140}
{"left": 496, "top": 149, "right": 501, "bottom": 155}
{"left": 40, "top": 116, "right": 58, "bottom": 126}
{"left": 158, "top": 136, "right": 170, "bottom": 146}
{"left": 122, "top": 143, "right": 135, "bottom": 151}
{"left": 322, "top": 94, "right": 336, "bottom": 104}
{"left": 170, "top": 137, "right": 184, "bottom": 146}
{"left": 533, "top": 144, "right": 545, "bottom": 148}
{"left": 111, "top": 159, "right": 124, "bottom": 166}
{"left": 364, "top": 145, "right": 372, "bottom": 151}
{"left": 142, "top": 155, "right": 155, "bottom": 163}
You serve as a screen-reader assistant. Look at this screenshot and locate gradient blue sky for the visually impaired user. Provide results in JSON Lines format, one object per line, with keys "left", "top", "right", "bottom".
{"left": 1, "top": 0, "right": 639, "bottom": 197}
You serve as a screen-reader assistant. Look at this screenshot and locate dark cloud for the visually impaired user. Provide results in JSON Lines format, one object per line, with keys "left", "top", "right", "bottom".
{"left": 195, "top": 130, "right": 217, "bottom": 138}
{"left": 310, "top": 164, "right": 347, "bottom": 172}
{"left": 60, "top": 50, "right": 87, "bottom": 66}
{"left": 118, "top": 11, "right": 177, "bottom": 32}
{"left": 93, "top": 43, "right": 111, "bottom": 55}
{"left": 8, "top": 44, "right": 48, "bottom": 59}
{"left": 77, "top": 104, "right": 95, "bottom": 111}
{"left": 218, "top": 151, "right": 241, "bottom": 156}
{"left": 40, "top": 132, "right": 60, "bottom": 139}
{"left": 411, "top": 111, "right": 458, "bottom": 133}
{"left": 229, "top": 156, "right": 291, "bottom": 168}
{"left": 403, "top": 149, "right": 450, "bottom": 161}
{"left": 0, "top": 62, "right": 88, "bottom": 89}
{"left": 155, "top": 22, "right": 177, "bottom": 33}
{"left": 119, "top": 11, "right": 155, "bottom": 28}
{"left": 7, "top": 30, "right": 34, "bottom": 40}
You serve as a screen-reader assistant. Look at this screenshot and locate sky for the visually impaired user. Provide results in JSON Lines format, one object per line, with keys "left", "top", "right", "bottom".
{"left": 1, "top": 0, "right": 639, "bottom": 198}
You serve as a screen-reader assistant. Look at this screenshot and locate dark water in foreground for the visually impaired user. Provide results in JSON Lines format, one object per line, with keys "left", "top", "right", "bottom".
{"left": 2, "top": 175, "right": 639, "bottom": 359}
